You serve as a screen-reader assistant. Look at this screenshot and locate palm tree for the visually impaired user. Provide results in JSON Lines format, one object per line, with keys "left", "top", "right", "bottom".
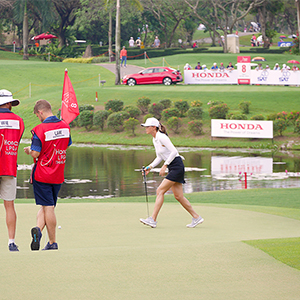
{"left": 13, "top": 0, "right": 53, "bottom": 60}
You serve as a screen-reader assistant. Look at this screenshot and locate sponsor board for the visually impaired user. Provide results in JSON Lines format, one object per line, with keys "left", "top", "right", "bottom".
{"left": 211, "top": 119, "right": 273, "bottom": 139}
{"left": 251, "top": 69, "right": 300, "bottom": 85}
{"left": 184, "top": 70, "right": 238, "bottom": 84}
{"left": 211, "top": 156, "right": 273, "bottom": 175}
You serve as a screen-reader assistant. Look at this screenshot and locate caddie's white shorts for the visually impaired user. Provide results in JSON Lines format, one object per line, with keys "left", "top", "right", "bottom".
{"left": 0, "top": 176, "right": 17, "bottom": 201}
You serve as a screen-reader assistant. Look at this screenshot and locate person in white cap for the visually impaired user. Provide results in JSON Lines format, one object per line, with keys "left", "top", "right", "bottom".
{"left": 139, "top": 117, "right": 203, "bottom": 228}
{"left": 0, "top": 89, "right": 24, "bottom": 251}
{"left": 211, "top": 62, "right": 218, "bottom": 70}
{"left": 273, "top": 63, "right": 280, "bottom": 70}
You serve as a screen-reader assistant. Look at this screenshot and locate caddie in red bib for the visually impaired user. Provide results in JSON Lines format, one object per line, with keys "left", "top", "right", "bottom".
{"left": 24, "top": 100, "right": 72, "bottom": 251}
{"left": 0, "top": 89, "right": 24, "bottom": 252}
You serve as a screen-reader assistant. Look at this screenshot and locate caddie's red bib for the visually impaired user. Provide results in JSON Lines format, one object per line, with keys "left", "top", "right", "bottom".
{"left": 0, "top": 111, "right": 25, "bottom": 177}
{"left": 32, "top": 120, "right": 70, "bottom": 184}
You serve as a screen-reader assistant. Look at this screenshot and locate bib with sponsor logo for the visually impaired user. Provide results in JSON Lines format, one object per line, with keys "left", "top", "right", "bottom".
{"left": 32, "top": 120, "right": 70, "bottom": 184}
{"left": 0, "top": 112, "right": 25, "bottom": 177}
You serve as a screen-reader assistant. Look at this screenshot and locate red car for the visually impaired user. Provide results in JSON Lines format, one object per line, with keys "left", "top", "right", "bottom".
{"left": 122, "top": 67, "right": 183, "bottom": 86}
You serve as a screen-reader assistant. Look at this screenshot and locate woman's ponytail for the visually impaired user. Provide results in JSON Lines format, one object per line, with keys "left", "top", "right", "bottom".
{"left": 159, "top": 122, "right": 168, "bottom": 136}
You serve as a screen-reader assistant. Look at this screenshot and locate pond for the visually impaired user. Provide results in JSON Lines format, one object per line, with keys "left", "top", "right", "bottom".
{"left": 16, "top": 143, "right": 300, "bottom": 199}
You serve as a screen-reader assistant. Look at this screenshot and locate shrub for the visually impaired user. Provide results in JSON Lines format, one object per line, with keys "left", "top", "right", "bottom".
{"left": 79, "top": 110, "right": 94, "bottom": 131}
{"left": 62, "top": 57, "right": 94, "bottom": 63}
{"left": 267, "top": 112, "right": 278, "bottom": 121}
{"left": 123, "top": 105, "right": 141, "bottom": 119}
{"left": 137, "top": 97, "right": 151, "bottom": 114}
{"left": 107, "top": 111, "right": 130, "bottom": 132}
{"left": 276, "top": 111, "right": 288, "bottom": 121}
{"left": 191, "top": 100, "right": 203, "bottom": 107}
{"left": 174, "top": 100, "right": 190, "bottom": 116}
{"left": 209, "top": 103, "right": 229, "bottom": 119}
{"left": 159, "top": 99, "right": 172, "bottom": 109}
{"left": 79, "top": 104, "right": 94, "bottom": 112}
{"left": 93, "top": 110, "right": 110, "bottom": 131}
{"left": 143, "top": 113, "right": 154, "bottom": 123}
{"left": 148, "top": 102, "right": 164, "bottom": 120}
{"left": 227, "top": 112, "right": 247, "bottom": 120}
{"left": 187, "top": 107, "right": 203, "bottom": 120}
{"left": 105, "top": 99, "right": 124, "bottom": 112}
{"left": 238, "top": 101, "right": 251, "bottom": 114}
{"left": 294, "top": 118, "right": 300, "bottom": 134}
{"left": 167, "top": 117, "right": 182, "bottom": 134}
{"left": 273, "top": 118, "right": 288, "bottom": 136}
{"left": 162, "top": 108, "right": 180, "bottom": 120}
{"left": 124, "top": 117, "right": 140, "bottom": 136}
{"left": 207, "top": 100, "right": 223, "bottom": 107}
{"left": 188, "top": 120, "right": 203, "bottom": 135}
{"left": 288, "top": 111, "right": 300, "bottom": 124}
{"left": 92, "top": 56, "right": 109, "bottom": 63}
{"left": 250, "top": 114, "right": 265, "bottom": 120}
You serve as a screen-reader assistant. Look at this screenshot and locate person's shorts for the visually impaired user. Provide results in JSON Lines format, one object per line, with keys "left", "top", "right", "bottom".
{"left": 0, "top": 176, "right": 17, "bottom": 201}
{"left": 166, "top": 156, "right": 186, "bottom": 184}
{"left": 32, "top": 173, "right": 61, "bottom": 206}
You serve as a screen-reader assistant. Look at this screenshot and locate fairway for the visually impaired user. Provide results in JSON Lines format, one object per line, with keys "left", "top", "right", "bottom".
{"left": 1, "top": 202, "right": 300, "bottom": 300}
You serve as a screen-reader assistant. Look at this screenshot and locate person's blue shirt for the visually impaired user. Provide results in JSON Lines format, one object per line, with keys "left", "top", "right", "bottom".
{"left": 31, "top": 116, "right": 72, "bottom": 152}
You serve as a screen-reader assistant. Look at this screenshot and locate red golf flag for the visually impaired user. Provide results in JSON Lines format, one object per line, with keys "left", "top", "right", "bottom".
{"left": 61, "top": 69, "right": 79, "bottom": 124}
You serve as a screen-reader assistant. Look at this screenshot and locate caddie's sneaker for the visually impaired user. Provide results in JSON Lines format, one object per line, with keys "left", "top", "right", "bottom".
{"left": 140, "top": 216, "right": 157, "bottom": 228}
{"left": 42, "top": 242, "right": 58, "bottom": 250}
{"left": 186, "top": 216, "right": 204, "bottom": 228}
{"left": 9, "top": 243, "right": 19, "bottom": 252}
{"left": 30, "top": 227, "right": 42, "bottom": 251}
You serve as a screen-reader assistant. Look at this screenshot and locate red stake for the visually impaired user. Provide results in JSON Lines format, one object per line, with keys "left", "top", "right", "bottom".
{"left": 244, "top": 172, "right": 247, "bottom": 189}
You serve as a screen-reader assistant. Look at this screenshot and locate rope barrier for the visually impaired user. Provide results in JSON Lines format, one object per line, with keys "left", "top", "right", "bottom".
{"left": 12, "top": 75, "right": 100, "bottom": 96}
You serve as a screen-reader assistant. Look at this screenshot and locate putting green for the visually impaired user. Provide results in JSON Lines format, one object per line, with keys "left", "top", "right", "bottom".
{"left": 0, "top": 203, "right": 299, "bottom": 299}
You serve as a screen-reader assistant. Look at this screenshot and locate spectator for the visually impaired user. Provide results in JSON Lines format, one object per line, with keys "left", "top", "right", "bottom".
{"left": 184, "top": 63, "right": 191, "bottom": 70}
{"left": 202, "top": 64, "right": 208, "bottom": 70}
{"left": 154, "top": 36, "right": 160, "bottom": 48}
{"left": 273, "top": 63, "right": 280, "bottom": 70}
{"left": 265, "top": 64, "right": 270, "bottom": 70}
{"left": 136, "top": 37, "right": 141, "bottom": 48}
{"left": 211, "top": 62, "right": 218, "bottom": 70}
{"left": 244, "top": 26, "right": 247, "bottom": 33}
{"left": 282, "top": 63, "right": 290, "bottom": 71}
{"left": 251, "top": 34, "right": 256, "bottom": 47}
{"left": 255, "top": 63, "right": 263, "bottom": 71}
{"left": 129, "top": 37, "right": 135, "bottom": 47}
{"left": 219, "top": 62, "right": 225, "bottom": 71}
{"left": 227, "top": 62, "right": 234, "bottom": 70}
{"left": 195, "top": 62, "right": 202, "bottom": 70}
{"left": 292, "top": 64, "right": 299, "bottom": 71}
{"left": 192, "top": 42, "right": 198, "bottom": 48}
{"left": 120, "top": 46, "right": 127, "bottom": 67}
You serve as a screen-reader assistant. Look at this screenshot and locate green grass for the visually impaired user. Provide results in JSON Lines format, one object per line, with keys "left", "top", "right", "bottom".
{"left": 2, "top": 52, "right": 300, "bottom": 147}
{"left": 245, "top": 237, "right": 300, "bottom": 270}
{"left": 1, "top": 188, "right": 300, "bottom": 299}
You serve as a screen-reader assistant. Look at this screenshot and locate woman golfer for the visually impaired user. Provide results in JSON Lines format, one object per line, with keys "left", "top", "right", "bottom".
{"left": 140, "top": 117, "right": 204, "bottom": 228}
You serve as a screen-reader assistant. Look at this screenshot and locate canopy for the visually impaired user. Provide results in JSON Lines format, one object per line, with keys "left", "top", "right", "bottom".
{"left": 287, "top": 60, "right": 300, "bottom": 64}
{"left": 251, "top": 57, "right": 266, "bottom": 62}
{"left": 32, "top": 33, "right": 58, "bottom": 40}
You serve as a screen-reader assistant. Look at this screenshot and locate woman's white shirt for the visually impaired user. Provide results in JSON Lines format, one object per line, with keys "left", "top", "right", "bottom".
{"left": 149, "top": 131, "right": 179, "bottom": 168}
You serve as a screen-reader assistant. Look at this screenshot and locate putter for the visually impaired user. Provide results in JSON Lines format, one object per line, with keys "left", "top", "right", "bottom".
{"left": 142, "top": 166, "right": 150, "bottom": 217}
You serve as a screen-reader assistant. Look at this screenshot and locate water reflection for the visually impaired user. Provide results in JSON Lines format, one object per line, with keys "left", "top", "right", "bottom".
{"left": 16, "top": 144, "right": 300, "bottom": 199}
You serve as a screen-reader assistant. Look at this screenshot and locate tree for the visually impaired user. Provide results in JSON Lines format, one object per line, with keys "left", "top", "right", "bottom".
{"left": 185, "top": 0, "right": 265, "bottom": 53}
{"left": 51, "top": 0, "right": 81, "bottom": 47}
{"left": 13, "top": 0, "right": 53, "bottom": 59}
{"left": 141, "top": 0, "right": 193, "bottom": 48}
{"left": 296, "top": 0, "right": 300, "bottom": 52}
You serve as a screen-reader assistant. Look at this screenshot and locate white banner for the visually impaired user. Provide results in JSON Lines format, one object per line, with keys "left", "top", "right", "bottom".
{"left": 184, "top": 70, "right": 238, "bottom": 84}
{"left": 184, "top": 69, "right": 300, "bottom": 85}
{"left": 211, "top": 156, "right": 273, "bottom": 175}
{"left": 251, "top": 69, "right": 300, "bottom": 85}
{"left": 211, "top": 119, "right": 273, "bottom": 139}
